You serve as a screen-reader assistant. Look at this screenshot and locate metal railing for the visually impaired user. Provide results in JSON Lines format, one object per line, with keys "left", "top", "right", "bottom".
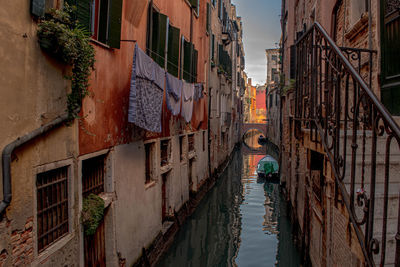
{"left": 295, "top": 22, "right": 400, "bottom": 266}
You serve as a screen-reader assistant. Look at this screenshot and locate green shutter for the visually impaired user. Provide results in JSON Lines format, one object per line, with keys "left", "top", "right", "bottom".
{"left": 151, "top": 11, "right": 167, "bottom": 67}
{"left": 108, "top": 0, "right": 123, "bottom": 48}
{"left": 211, "top": 34, "right": 215, "bottom": 61}
{"left": 167, "top": 25, "right": 180, "bottom": 77}
{"left": 192, "top": 49, "right": 198, "bottom": 83}
{"left": 189, "top": 0, "right": 198, "bottom": 9}
{"left": 183, "top": 40, "right": 192, "bottom": 82}
{"left": 75, "top": 0, "right": 91, "bottom": 32}
{"left": 98, "top": 0, "right": 109, "bottom": 44}
{"left": 31, "top": 0, "right": 45, "bottom": 17}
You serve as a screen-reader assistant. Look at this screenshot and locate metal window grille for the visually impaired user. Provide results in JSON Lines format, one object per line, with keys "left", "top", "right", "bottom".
{"left": 188, "top": 134, "right": 195, "bottom": 152}
{"left": 161, "top": 140, "right": 170, "bottom": 166}
{"left": 37, "top": 166, "right": 69, "bottom": 252}
{"left": 82, "top": 155, "right": 105, "bottom": 197}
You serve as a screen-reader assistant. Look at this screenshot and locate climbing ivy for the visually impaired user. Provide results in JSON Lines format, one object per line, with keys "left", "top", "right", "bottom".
{"left": 81, "top": 193, "right": 105, "bottom": 236}
{"left": 37, "top": 4, "right": 95, "bottom": 119}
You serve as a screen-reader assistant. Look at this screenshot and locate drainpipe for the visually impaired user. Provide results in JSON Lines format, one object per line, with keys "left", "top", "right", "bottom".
{"left": 1, "top": 112, "right": 72, "bottom": 215}
{"left": 208, "top": 13, "right": 212, "bottom": 179}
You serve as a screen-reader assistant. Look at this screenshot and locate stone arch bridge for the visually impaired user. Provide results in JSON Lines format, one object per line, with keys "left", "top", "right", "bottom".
{"left": 241, "top": 123, "right": 267, "bottom": 137}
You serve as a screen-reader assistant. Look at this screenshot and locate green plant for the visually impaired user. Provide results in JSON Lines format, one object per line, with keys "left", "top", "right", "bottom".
{"left": 282, "top": 79, "right": 296, "bottom": 96}
{"left": 37, "top": 4, "right": 95, "bottom": 119}
{"left": 81, "top": 193, "right": 105, "bottom": 236}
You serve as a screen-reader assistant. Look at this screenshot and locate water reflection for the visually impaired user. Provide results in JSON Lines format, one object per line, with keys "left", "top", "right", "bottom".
{"left": 243, "top": 129, "right": 264, "bottom": 150}
{"left": 157, "top": 146, "right": 300, "bottom": 267}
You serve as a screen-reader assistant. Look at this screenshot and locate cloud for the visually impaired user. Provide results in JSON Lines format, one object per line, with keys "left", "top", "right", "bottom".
{"left": 233, "top": 0, "right": 281, "bottom": 84}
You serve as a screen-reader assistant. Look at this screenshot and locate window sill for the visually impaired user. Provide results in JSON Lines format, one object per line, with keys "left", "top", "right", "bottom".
{"left": 98, "top": 192, "right": 115, "bottom": 208}
{"left": 345, "top": 12, "right": 368, "bottom": 41}
{"left": 160, "top": 164, "right": 172, "bottom": 174}
{"left": 34, "top": 233, "right": 74, "bottom": 265}
{"left": 145, "top": 180, "right": 156, "bottom": 190}
{"left": 90, "top": 38, "right": 112, "bottom": 50}
{"left": 188, "top": 151, "right": 196, "bottom": 159}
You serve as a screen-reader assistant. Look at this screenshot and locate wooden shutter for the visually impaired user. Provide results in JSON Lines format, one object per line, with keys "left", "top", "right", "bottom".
{"left": 183, "top": 40, "right": 193, "bottom": 82}
{"left": 31, "top": 0, "right": 45, "bottom": 17}
{"left": 211, "top": 34, "right": 215, "bottom": 61}
{"left": 192, "top": 49, "right": 198, "bottom": 83}
{"left": 151, "top": 11, "right": 168, "bottom": 67}
{"left": 189, "top": 0, "right": 198, "bottom": 9}
{"left": 167, "top": 25, "right": 180, "bottom": 77}
{"left": 108, "top": 0, "right": 123, "bottom": 49}
{"left": 98, "top": 0, "right": 109, "bottom": 44}
{"left": 76, "top": 0, "right": 92, "bottom": 32}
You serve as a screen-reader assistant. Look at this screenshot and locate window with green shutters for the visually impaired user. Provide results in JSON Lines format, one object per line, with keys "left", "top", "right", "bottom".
{"left": 211, "top": 34, "right": 215, "bottom": 61}
{"left": 182, "top": 39, "right": 198, "bottom": 83}
{"left": 149, "top": 10, "right": 168, "bottom": 68}
{"left": 189, "top": 0, "right": 199, "bottom": 15}
{"left": 183, "top": 40, "right": 193, "bottom": 82}
{"left": 167, "top": 25, "right": 180, "bottom": 77}
{"left": 66, "top": 0, "right": 122, "bottom": 49}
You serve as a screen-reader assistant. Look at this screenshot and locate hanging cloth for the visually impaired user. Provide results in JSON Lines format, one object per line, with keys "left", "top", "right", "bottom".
{"left": 165, "top": 72, "right": 182, "bottom": 116}
{"left": 181, "top": 81, "right": 194, "bottom": 123}
{"left": 128, "top": 44, "right": 164, "bottom": 133}
{"left": 193, "top": 83, "right": 204, "bottom": 101}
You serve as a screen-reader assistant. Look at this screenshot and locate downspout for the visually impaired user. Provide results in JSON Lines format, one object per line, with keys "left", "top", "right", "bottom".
{"left": 1, "top": 112, "right": 72, "bottom": 215}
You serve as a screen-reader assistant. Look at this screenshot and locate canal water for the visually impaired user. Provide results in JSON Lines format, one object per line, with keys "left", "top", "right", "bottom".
{"left": 157, "top": 135, "right": 301, "bottom": 267}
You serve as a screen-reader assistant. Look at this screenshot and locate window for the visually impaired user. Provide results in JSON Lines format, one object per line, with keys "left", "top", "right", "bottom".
{"left": 206, "top": 3, "right": 211, "bottom": 33}
{"left": 161, "top": 139, "right": 171, "bottom": 166}
{"left": 212, "top": 0, "right": 216, "bottom": 7}
{"left": 188, "top": 0, "right": 199, "bottom": 16}
{"left": 188, "top": 134, "right": 195, "bottom": 152}
{"left": 145, "top": 142, "right": 155, "bottom": 183}
{"left": 148, "top": 9, "right": 168, "bottom": 67}
{"left": 31, "top": 0, "right": 62, "bottom": 17}
{"left": 66, "top": 0, "right": 123, "bottom": 48}
{"left": 183, "top": 39, "right": 198, "bottom": 82}
{"left": 167, "top": 25, "right": 181, "bottom": 77}
{"left": 37, "top": 166, "right": 69, "bottom": 252}
{"left": 349, "top": 0, "right": 368, "bottom": 26}
{"left": 269, "top": 93, "right": 273, "bottom": 108}
{"left": 271, "top": 55, "right": 277, "bottom": 62}
{"left": 218, "top": 0, "right": 223, "bottom": 20}
{"left": 211, "top": 34, "right": 215, "bottom": 61}
{"left": 82, "top": 155, "right": 106, "bottom": 197}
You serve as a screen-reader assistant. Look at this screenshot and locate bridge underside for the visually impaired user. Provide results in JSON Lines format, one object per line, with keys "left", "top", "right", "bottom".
{"left": 241, "top": 123, "right": 267, "bottom": 137}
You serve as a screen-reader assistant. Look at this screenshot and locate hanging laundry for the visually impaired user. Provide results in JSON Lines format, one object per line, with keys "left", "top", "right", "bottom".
{"left": 191, "top": 97, "right": 206, "bottom": 129}
{"left": 193, "top": 83, "right": 204, "bottom": 101}
{"left": 165, "top": 72, "right": 182, "bottom": 116}
{"left": 128, "top": 44, "right": 164, "bottom": 133}
{"left": 181, "top": 81, "right": 194, "bottom": 123}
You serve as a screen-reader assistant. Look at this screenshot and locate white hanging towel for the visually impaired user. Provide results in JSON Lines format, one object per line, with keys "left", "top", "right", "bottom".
{"left": 181, "top": 81, "right": 194, "bottom": 123}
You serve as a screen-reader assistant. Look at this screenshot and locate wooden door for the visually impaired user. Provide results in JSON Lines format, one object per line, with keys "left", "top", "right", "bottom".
{"left": 84, "top": 219, "right": 106, "bottom": 267}
{"left": 381, "top": 0, "right": 400, "bottom": 115}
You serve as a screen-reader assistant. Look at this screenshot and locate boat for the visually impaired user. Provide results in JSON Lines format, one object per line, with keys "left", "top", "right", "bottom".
{"left": 256, "top": 155, "right": 279, "bottom": 179}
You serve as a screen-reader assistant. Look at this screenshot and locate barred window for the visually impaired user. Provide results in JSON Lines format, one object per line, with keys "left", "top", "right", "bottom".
{"left": 82, "top": 155, "right": 106, "bottom": 197}
{"left": 161, "top": 139, "right": 171, "bottom": 166}
{"left": 37, "top": 166, "right": 69, "bottom": 252}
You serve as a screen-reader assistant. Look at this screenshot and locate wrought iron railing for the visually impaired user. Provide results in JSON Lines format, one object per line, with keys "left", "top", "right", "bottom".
{"left": 295, "top": 22, "right": 400, "bottom": 266}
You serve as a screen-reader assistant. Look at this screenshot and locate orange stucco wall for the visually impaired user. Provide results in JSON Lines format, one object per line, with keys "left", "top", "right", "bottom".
{"left": 79, "top": 0, "right": 209, "bottom": 155}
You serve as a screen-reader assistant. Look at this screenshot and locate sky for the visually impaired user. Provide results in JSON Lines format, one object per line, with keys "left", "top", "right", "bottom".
{"left": 232, "top": 0, "right": 281, "bottom": 85}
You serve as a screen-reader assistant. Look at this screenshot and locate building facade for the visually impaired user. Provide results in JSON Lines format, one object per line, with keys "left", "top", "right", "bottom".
{"left": 279, "top": 0, "right": 400, "bottom": 266}
{"left": 0, "top": 0, "right": 246, "bottom": 266}
{"left": 265, "top": 48, "right": 280, "bottom": 146}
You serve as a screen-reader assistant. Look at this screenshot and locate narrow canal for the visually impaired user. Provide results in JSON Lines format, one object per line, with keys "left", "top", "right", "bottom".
{"left": 157, "top": 134, "right": 301, "bottom": 267}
